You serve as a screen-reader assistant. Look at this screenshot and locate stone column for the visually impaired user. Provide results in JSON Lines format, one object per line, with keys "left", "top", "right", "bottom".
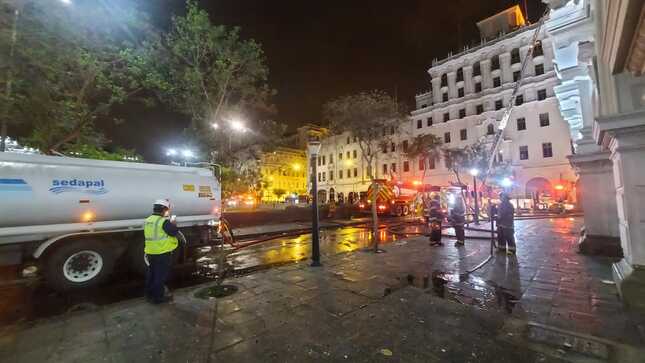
{"left": 499, "top": 52, "right": 512, "bottom": 84}
{"left": 447, "top": 71, "right": 457, "bottom": 100}
{"left": 603, "top": 123, "right": 645, "bottom": 310}
{"left": 463, "top": 65, "right": 473, "bottom": 94}
{"left": 431, "top": 78, "right": 441, "bottom": 105}
{"left": 480, "top": 59, "right": 492, "bottom": 89}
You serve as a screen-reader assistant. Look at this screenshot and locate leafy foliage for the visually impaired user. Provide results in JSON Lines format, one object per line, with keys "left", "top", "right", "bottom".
{"left": 323, "top": 90, "right": 407, "bottom": 179}
{"left": 62, "top": 144, "right": 142, "bottom": 162}
{"left": 443, "top": 140, "right": 510, "bottom": 186}
{"left": 405, "top": 133, "right": 443, "bottom": 176}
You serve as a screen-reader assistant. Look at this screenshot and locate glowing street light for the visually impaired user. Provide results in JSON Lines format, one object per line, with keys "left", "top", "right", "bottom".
{"left": 166, "top": 148, "right": 177, "bottom": 156}
{"left": 469, "top": 168, "right": 480, "bottom": 177}
{"left": 501, "top": 177, "right": 513, "bottom": 188}
{"left": 181, "top": 149, "right": 194, "bottom": 159}
{"left": 211, "top": 123, "right": 219, "bottom": 130}
{"left": 292, "top": 163, "right": 301, "bottom": 171}
{"left": 230, "top": 119, "right": 246, "bottom": 132}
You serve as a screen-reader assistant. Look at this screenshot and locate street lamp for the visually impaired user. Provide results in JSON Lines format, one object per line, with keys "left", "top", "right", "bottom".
{"left": 211, "top": 123, "right": 219, "bottom": 130}
{"left": 470, "top": 168, "right": 480, "bottom": 225}
{"left": 501, "top": 177, "right": 513, "bottom": 188}
{"left": 166, "top": 148, "right": 178, "bottom": 157}
{"left": 181, "top": 149, "right": 195, "bottom": 166}
{"left": 308, "top": 139, "right": 322, "bottom": 267}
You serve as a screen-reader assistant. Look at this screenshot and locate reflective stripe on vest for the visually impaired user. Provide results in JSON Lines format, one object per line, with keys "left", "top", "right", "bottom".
{"left": 144, "top": 215, "right": 178, "bottom": 255}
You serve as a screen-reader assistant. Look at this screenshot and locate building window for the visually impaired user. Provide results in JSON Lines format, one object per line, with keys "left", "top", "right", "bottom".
{"left": 390, "top": 126, "right": 395, "bottom": 135}
{"left": 329, "top": 154, "right": 333, "bottom": 164}
{"left": 495, "top": 99, "right": 503, "bottom": 110}
{"left": 456, "top": 68, "right": 464, "bottom": 82}
{"left": 535, "top": 63, "right": 544, "bottom": 75}
{"left": 476, "top": 104, "right": 484, "bottom": 114}
{"left": 339, "top": 152, "right": 342, "bottom": 160}
{"left": 346, "top": 136, "right": 351, "bottom": 144}
{"left": 317, "top": 157, "right": 321, "bottom": 166}
{"left": 533, "top": 41, "right": 543, "bottom": 57}
{"left": 428, "top": 158, "right": 435, "bottom": 169}
{"left": 418, "top": 158, "right": 425, "bottom": 171}
{"left": 444, "top": 132, "right": 451, "bottom": 143}
{"left": 537, "top": 89, "right": 547, "bottom": 101}
{"left": 383, "top": 164, "right": 388, "bottom": 174}
{"left": 353, "top": 136, "right": 357, "bottom": 142}
{"left": 402, "top": 140, "right": 409, "bottom": 153}
{"left": 493, "top": 77, "right": 501, "bottom": 88}
{"left": 391, "top": 163, "right": 396, "bottom": 172}
{"left": 511, "top": 48, "right": 520, "bottom": 64}
{"left": 458, "top": 87, "right": 464, "bottom": 98}
{"left": 460, "top": 129, "right": 467, "bottom": 140}
{"left": 403, "top": 161, "right": 410, "bottom": 172}
{"left": 353, "top": 150, "right": 357, "bottom": 158}
{"left": 542, "top": 142, "right": 553, "bottom": 158}
{"left": 347, "top": 169, "right": 351, "bottom": 178}
{"left": 329, "top": 171, "right": 334, "bottom": 180}
{"left": 391, "top": 142, "right": 396, "bottom": 152}
{"left": 443, "top": 112, "right": 449, "bottom": 122}
{"left": 442, "top": 92, "right": 448, "bottom": 102}
{"left": 353, "top": 168, "right": 358, "bottom": 177}
{"left": 517, "top": 117, "right": 526, "bottom": 131}
{"left": 475, "top": 82, "right": 482, "bottom": 93}
{"left": 322, "top": 155, "right": 326, "bottom": 165}
{"left": 513, "top": 70, "right": 521, "bottom": 82}
{"left": 426, "top": 117, "right": 433, "bottom": 127}
{"left": 487, "top": 124, "right": 495, "bottom": 135}
{"left": 441, "top": 74, "right": 448, "bottom": 87}
{"left": 473, "top": 62, "right": 481, "bottom": 76}
{"left": 339, "top": 170, "right": 343, "bottom": 179}
{"left": 491, "top": 55, "right": 500, "bottom": 70}
{"left": 318, "top": 172, "right": 321, "bottom": 182}
{"left": 515, "top": 94, "right": 524, "bottom": 106}
{"left": 497, "top": 151, "right": 503, "bottom": 162}
{"left": 346, "top": 151, "right": 350, "bottom": 159}
{"left": 519, "top": 145, "right": 529, "bottom": 160}
{"left": 539, "top": 113, "right": 550, "bottom": 127}
{"left": 382, "top": 143, "right": 388, "bottom": 153}
{"left": 459, "top": 109, "right": 466, "bottom": 118}
{"left": 417, "top": 119, "right": 422, "bottom": 129}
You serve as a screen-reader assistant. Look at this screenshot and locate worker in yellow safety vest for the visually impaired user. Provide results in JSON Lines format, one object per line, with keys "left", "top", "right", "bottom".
{"left": 144, "top": 199, "right": 179, "bottom": 304}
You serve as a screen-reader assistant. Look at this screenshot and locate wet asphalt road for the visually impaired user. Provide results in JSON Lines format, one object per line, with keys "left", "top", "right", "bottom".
{"left": 0, "top": 218, "right": 420, "bottom": 326}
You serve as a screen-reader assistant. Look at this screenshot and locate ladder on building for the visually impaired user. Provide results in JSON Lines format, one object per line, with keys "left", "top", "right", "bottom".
{"left": 483, "top": 9, "right": 551, "bottom": 185}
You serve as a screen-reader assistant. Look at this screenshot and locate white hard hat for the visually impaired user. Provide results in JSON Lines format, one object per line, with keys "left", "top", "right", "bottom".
{"left": 154, "top": 199, "right": 171, "bottom": 209}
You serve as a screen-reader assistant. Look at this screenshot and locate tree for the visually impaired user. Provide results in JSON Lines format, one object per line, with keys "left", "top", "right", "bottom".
{"left": 272, "top": 188, "right": 286, "bottom": 202}
{"left": 129, "top": 0, "right": 274, "bottom": 160}
{"left": 1, "top": 0, "right": 151, "bottom": 153}
{"left": 323, "top": 90, "right": 408, "bottom": 252}
{"left": 405, "top": 133, "right": 443, "bottom": 182}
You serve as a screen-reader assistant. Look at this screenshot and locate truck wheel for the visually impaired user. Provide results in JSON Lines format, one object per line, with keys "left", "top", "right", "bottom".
{"left": 44, "top": 240, "right": 115, "bottom": 291}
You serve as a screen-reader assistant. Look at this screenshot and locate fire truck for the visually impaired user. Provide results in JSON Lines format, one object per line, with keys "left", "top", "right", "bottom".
{"left": 358, "top": 179, "right": 420, "bottom": 216}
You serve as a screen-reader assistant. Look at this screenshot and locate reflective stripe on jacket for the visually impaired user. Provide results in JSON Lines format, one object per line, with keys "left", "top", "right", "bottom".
{"left": 144, "top": 215, "right": 178, "bottom": 255}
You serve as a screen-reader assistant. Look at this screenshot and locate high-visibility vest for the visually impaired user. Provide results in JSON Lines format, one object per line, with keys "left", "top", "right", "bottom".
{"left": 144, "top": 215, "right": 178, "bottom": 255}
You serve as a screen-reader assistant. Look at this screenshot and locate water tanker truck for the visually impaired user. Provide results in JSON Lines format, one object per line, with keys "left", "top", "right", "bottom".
{"left": 0, "top": 152, "right": 222, "bottom": 291}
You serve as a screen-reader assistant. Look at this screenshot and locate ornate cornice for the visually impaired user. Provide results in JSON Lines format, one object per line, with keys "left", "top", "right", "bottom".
{"left": 626, "top": 3, "right": 645, "bottom": 75}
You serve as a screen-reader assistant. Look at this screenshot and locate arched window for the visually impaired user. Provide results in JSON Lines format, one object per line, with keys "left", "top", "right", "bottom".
{"left": 487, "top": 124, "right": 495, "bottom": 135}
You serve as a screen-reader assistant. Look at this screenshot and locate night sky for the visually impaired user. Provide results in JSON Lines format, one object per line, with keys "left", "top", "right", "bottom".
{"left": 109, "top": 0, "right": 546, "bottom": 161}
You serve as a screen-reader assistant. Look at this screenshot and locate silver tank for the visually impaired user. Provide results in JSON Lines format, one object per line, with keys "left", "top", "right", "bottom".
{"left": 0, "top": 153, "right": 221, "bottom": 233}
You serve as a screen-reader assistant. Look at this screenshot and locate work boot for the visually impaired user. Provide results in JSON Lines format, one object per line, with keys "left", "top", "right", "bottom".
{"left": 454, "top": 240, "right": 465, "bottom": 247}
{"left": 506, "top": 247, "right": 516, "bottom": 256}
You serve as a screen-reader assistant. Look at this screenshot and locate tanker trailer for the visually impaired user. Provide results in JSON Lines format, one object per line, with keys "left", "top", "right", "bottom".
{"left": 0, "top": 152, "right": 222, "bottom": 291}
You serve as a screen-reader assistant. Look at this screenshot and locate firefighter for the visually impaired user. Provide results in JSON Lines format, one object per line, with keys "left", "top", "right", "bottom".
{"left": 144, "top": 199, "right": 179, "bottom": 304}
{"left": 496, "top": 192, "right": 516, "bottom": 255}
{"left": 450, "top": 196, "right": 466, "bottom": 246}
{"left": 428, "top": 194, "right": 444, "bottom": 246}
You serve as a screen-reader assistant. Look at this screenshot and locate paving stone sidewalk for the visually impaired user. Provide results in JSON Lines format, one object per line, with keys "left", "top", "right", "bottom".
{"left": 1, "top": 218, "right": 644, "bottom": 362}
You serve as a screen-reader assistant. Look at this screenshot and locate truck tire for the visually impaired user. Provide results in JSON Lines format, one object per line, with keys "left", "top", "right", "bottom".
{"left": 44, "top": 239, "right": 115, "bottom": 291}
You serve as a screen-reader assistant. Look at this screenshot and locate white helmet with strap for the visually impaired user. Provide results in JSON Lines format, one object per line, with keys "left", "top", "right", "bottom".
{"left": 154, "top": 199, "right": 171, "bottom": 209}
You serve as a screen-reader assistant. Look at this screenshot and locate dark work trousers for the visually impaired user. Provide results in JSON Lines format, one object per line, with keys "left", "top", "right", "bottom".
{"left": 454, "top": 224, "right": 465, "bottom": 242}
{"left": 145, "top": 252, "right": 173, "bottom": 303}
{"left": 499, "top": 227, "right": 516, "bottom": 251}
{"left": 430, "top": 219, "right": 442, "bottom": 243}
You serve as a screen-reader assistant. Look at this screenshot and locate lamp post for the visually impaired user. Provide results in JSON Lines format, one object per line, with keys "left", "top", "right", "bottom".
{"left": 308, "top": 140, "right": 322, "bottom": 267}
{"left": 470, "top": 168, "right": 480, "bottom": 225}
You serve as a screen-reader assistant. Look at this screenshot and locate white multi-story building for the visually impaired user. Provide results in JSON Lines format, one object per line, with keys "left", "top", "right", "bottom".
{"left": 314, "top": 6, "right": 577, "bottom": 204}
{"left": 411, "top": 5, "right": 575, "bottom": 199}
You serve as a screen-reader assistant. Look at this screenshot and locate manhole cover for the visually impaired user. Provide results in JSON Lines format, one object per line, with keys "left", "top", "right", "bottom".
{"left": 194, "top": 284, "right": 239, "bottom": 299}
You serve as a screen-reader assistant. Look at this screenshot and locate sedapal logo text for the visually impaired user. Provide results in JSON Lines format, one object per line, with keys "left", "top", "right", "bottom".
{"left": 49, "top": 179, "right": 108, "bottom": 195}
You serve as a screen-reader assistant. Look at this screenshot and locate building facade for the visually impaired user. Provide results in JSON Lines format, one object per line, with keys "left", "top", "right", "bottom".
{"left": 544, "top": 0, "right": 645, "bottom": 310}
{"left": 314, "top": 6, "right": 577, "bottom": 206}
{"left": 411, "top": 5, "right": 576, "bottom": 201}
{"left": 259, "top": 147, "right": 307, "bottom": 202}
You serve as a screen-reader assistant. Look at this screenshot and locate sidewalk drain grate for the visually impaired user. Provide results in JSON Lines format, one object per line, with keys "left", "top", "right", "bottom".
{"left": 194, "top": 284, "right": 239, "bottom": 299}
